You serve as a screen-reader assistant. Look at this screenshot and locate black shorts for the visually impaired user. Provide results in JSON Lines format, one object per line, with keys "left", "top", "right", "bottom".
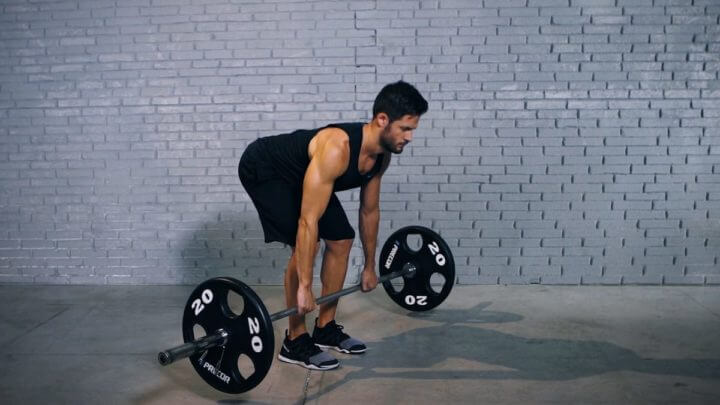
{"left": 238, "top": 146, "right": 355, "bottom": 247}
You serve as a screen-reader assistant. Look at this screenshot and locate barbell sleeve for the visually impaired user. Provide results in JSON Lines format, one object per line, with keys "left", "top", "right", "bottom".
{"left": 158, "top": 329, "right": 229, "bottom": 366}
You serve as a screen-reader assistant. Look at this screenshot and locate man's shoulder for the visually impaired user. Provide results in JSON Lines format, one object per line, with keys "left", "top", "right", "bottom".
{"left": 319, "top": 122, "right": 366, "bottom": 143}
{"left": 316, "top": 125, "right": 352, "bottom": 145}
{"left": 316, "top": 131, "right": 350, "bottom": 155}
{"left": 323, "top": 122, "right": 363, "bottom": 134}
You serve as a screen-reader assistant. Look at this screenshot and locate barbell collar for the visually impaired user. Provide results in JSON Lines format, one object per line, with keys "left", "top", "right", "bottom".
{"left": 158, "top": 329, "right": 228, "bottom": 366}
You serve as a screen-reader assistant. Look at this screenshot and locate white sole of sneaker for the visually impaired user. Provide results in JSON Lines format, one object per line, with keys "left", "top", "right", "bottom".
{"left": 277, "top": 354, "right": 340, "bottom": 370}
{"left": 316, "top": 344, "right": 367, "bottom": 354}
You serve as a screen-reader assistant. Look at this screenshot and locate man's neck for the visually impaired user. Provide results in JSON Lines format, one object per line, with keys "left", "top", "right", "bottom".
{"left": 361, "top": 121, "right": 385, "bottom": 156}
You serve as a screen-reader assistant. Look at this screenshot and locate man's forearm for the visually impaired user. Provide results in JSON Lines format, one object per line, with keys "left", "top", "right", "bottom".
{"left": 359, "top": 208, "right": 379, "bottom": 268}
{"left": 295, "top": 218, "right": 318, "bottom": 288}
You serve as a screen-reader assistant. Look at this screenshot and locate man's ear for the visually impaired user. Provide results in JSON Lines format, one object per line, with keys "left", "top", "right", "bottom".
{"left": 374, "top": 112, "right": 390, "bottom": 129}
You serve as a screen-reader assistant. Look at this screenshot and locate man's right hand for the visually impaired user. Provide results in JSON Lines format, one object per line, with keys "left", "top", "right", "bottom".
{"left": 296, "top": 286, "right": 317, "bottom": 315}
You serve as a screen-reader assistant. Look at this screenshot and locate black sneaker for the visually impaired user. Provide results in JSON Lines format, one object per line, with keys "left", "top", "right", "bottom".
{"left": 312, "top": 319, "right": 367, "bottom": 354}
{"left": 277, "top": 331, "right": 339, "bottom": 370}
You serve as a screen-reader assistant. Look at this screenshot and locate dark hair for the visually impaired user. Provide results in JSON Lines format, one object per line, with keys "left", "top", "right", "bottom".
{"left": 372, "top": 81, "right": 428, "bottom": 122}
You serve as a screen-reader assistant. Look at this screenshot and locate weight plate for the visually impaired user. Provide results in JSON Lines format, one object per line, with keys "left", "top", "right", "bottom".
{"left": 378, "top": 226, "right": 455, "bottom": 311}
{"left": 182, "top": 277, "right": 274, "bottom": 394}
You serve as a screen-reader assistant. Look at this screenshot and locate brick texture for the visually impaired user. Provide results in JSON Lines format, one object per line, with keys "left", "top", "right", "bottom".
{"left": 0, "top": 0, "right": 718, "bottom": 285}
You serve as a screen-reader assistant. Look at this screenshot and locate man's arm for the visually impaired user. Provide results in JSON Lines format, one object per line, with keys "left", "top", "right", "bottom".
{"left": 295, "top": 130, "right": 349, "bottom": 314}
{"left": 358, "top": 153, "right": 392, "bottom": 291}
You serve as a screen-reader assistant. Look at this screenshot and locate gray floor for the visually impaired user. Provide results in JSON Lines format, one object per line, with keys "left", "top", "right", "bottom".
{"left": 1, "top": 284, "right": 719, "bottom": 404}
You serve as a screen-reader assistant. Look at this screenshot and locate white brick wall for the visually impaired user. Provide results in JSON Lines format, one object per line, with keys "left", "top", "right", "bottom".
{"left": 0, "top": 0, "right": 718, "bottom": 286}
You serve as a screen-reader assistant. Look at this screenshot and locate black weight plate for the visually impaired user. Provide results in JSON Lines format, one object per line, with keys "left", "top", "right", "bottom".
{"left": 182, "top": 277, "right": 274, "bottom": 394}
{"left": 379, "top": 226, "right": 455, "bottom": 311}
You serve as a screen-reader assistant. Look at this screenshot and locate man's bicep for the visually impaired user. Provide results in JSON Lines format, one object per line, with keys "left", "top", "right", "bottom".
{"left": 299, "top": 160, "right": 335, "bottom": 224}
{"left": 299, "top": 139, "right": 348, "bottom": 223}
{"left": 360, "top": 176, "right": 381, "bottom": 213}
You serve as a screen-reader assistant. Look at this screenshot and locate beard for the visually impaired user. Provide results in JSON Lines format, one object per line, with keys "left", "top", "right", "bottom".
{"left": 379, "top": 127, "right": 406, "bottom": 154}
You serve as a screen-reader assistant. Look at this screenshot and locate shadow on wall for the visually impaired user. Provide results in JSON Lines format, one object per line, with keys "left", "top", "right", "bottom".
{"left": 303, "top": 302, "right": 720, "bottom": 401}
{"left": 176, "top": 211, "right": 291, "bottom": 285}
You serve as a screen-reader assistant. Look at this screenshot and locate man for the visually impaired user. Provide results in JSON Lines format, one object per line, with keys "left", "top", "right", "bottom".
{"left": 238, "top": 81, "right": 428, "bottom": 370}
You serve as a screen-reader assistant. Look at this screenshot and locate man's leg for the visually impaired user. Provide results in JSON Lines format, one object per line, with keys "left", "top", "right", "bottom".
{"left": 317, "top": 238, "right": 353, "bottom": 327}
{"left": 284, "top": 248, "right": 304, "bottom": 339}
{"left": 310, "top": 195, "right": 365, "bottom": 354}
{"left": 280, "top": 244, "right": 340, "bottom": 370}
{"left": 313, "top": 238, "right": 367, "bottom": 354}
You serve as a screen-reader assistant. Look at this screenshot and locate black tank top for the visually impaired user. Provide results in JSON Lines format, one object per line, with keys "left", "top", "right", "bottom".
{"left": 250, "top": 122, "right": 384, "bottom": 192}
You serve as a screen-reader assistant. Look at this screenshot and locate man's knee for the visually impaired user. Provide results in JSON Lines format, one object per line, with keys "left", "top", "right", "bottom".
{"left": 287, "top": 243, "right": 322, "bottom": 267}
{"left": 324, "top": 238, "right": 353, "bottom": 255}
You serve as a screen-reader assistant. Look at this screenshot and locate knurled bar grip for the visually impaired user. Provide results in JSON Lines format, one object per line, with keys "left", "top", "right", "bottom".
{"left": 269, "top": 265, "right": 415, "bottom": 321}
{"left": 157, "top": 265, "right": 415, "bottom": 366}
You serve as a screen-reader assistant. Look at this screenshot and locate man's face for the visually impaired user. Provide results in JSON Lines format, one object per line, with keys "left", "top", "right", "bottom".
{"left": 379, "top": 114, "right": 420, "bottom": 154}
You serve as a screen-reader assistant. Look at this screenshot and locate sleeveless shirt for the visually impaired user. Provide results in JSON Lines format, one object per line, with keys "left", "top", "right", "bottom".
{"left": 250, "top": 122, "right": 384, "bottom": 192}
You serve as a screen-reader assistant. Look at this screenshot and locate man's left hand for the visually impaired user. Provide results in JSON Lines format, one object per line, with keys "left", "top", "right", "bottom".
{"left": 361, "top": 267, "right": 378, "bottom": 292}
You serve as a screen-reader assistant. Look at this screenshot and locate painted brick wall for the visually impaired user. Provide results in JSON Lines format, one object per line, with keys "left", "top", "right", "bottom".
{"left": 0, "top": 0, "right": 718, "bottom": 285}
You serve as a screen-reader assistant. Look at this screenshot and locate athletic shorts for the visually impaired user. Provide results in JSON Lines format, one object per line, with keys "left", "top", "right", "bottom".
{"left": 238, "top": 145, "right": 355, "bottom": 247}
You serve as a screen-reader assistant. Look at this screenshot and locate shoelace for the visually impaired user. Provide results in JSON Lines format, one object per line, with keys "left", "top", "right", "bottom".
{"left": 322, "top": 321, "right": 350, "bottom": 345}
{"left": 290, "top": 335, "right": 322, "bottom": 358}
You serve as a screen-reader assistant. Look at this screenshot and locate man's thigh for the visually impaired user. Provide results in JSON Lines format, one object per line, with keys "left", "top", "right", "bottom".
{"left": 318, "top": 194, "right": 355, "bottom": 242}
{"left": 243, "top": 178, "right": 301, "bottom": 246}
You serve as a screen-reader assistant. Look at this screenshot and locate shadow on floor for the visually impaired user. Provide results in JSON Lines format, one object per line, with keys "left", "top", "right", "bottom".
{"left": 303, "top": 302, "right": 720, "bottom": 401}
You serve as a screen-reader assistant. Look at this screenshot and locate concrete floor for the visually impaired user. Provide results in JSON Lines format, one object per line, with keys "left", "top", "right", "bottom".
{"left": 0, "top": 284, "right": 719, "bottom": 405}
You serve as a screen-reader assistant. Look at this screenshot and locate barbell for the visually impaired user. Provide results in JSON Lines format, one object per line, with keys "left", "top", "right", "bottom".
{"left": 157, "top": 225, "right": 455, "bottom": 393}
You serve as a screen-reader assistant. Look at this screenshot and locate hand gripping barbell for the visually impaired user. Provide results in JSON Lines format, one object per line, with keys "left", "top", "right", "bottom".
{"left": 157, "top": 226, "right": 455, "bottom": 394}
